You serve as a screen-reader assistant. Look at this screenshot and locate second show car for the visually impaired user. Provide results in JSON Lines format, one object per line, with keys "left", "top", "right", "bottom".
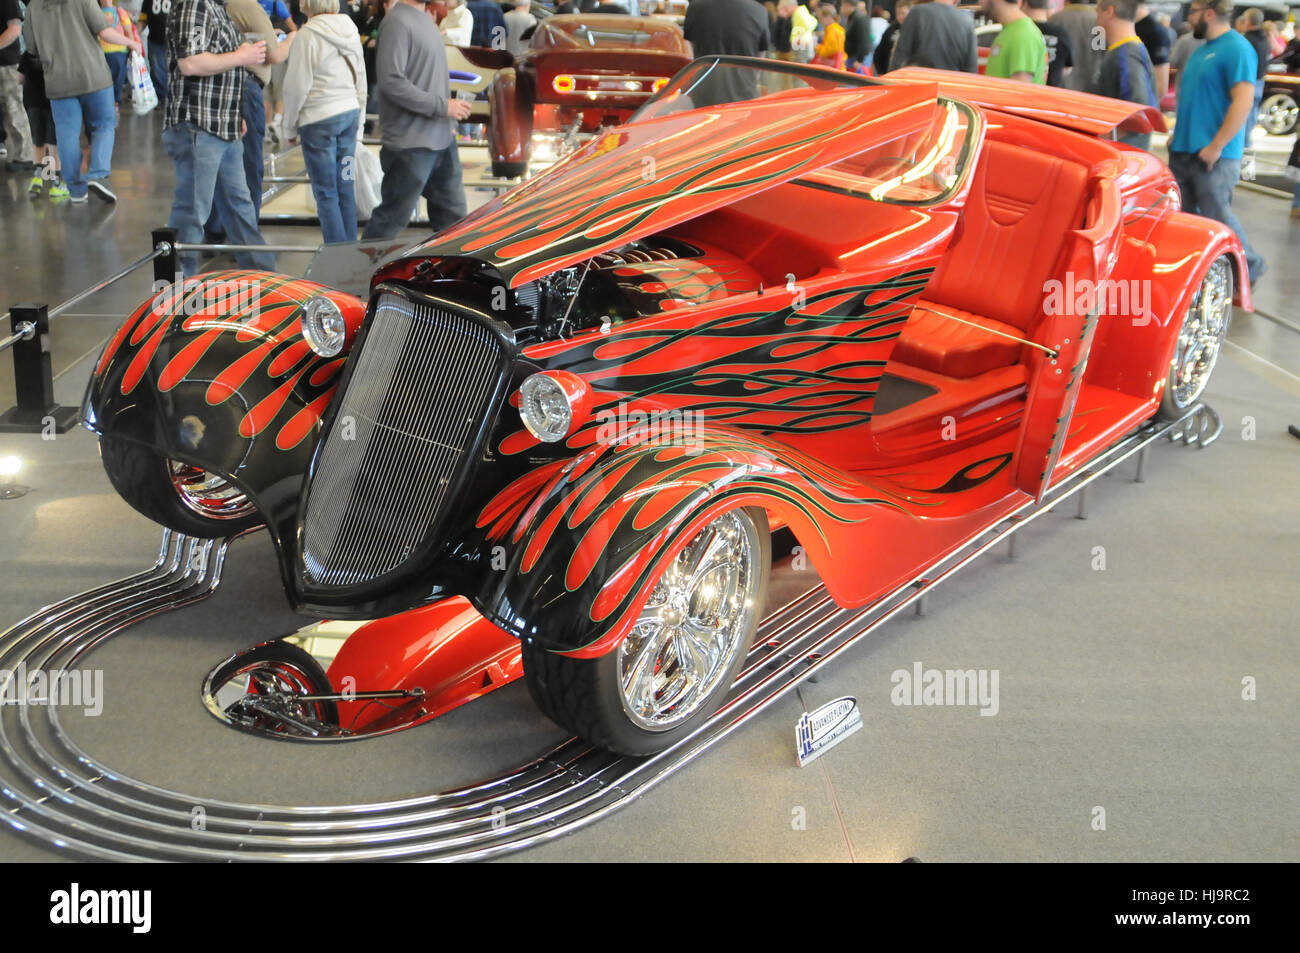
{"left": 85, "top": 59, "right": 1246, "bottom": 754}
{"left": 486, "top": 13, "right": 691, "bottom": 178}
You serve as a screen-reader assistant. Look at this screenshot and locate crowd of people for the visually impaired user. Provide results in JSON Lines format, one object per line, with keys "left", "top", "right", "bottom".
{"left": 0, "top": 0, "right": 1294, "bottom": 282}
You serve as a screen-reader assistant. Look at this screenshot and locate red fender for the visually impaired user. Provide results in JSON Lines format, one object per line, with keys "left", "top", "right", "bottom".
{"left": 325, "top": 599, "right": 523, "bottom": 734}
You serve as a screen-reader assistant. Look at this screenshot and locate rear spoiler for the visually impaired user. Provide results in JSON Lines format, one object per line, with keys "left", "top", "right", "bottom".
{"left": 885, "top": 68, "right": 1167, "bottom": 138}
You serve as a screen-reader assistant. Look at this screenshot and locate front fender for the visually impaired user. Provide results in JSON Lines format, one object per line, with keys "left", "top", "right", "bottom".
{"left": 83, "top": 270, "right": 366, "bottom": 533}
{"left": 470, "top": 421, "right": 916, "bottom": 657}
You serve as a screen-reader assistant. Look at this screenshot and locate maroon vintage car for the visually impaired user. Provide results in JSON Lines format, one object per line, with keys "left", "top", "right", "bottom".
{"left": 487, "top": 13, "right": 691, "bottom": 178}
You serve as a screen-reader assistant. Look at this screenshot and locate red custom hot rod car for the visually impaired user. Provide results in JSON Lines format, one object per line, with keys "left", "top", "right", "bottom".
{"left": 85, "top": 59, "right": 1246, "bottom": 754}
{"left": 486, "top": 13, "right": 690, "bottom": 178}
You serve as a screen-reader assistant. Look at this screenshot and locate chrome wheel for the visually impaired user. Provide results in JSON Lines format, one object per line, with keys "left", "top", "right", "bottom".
{"left": 1259, "top": 93, "right": 1298, "bottom": 136}
{"left": 167, "top": 461, "right": 255, "bottom": 520}
{"left": 1167, "top": 257, "right": 1232, "bottom": 413}
{"left": 211, "top": 651, "right": 339, "bottom": 737}
{"left": 616, "top": 509, "right": 763, "bottom": 731}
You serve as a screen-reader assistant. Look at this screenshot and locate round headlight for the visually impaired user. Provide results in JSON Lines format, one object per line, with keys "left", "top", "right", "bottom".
{"left": 301, "top": 296, "right": 346, "bottom": 358}
{"left": 519, "top": 374, "right": 573, "bottom": 443}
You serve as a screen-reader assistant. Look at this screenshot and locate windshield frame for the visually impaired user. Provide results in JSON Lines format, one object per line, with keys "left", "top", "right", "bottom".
{"left": 629, "top": 56, "right": 981, "bottom": 208}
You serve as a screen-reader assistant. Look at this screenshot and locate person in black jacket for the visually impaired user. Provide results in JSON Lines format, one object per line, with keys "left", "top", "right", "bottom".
{"left": 840, "top": 0, "right": 873, "bottom": 71}
{"left": 872, "top": 0, "right": 908, "bottom": 74}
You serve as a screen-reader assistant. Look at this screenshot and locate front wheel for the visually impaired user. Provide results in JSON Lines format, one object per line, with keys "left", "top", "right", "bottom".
{"left": 523, "top": 506, "right": 770, "bottom": 755}
{"left": 1159, "top": 256, "right": 1233, "bottom": 420}
{"left": 99, "top": 435, "right": 263, "bottom": 538}
{"left": 209, "top": 641, "right": 339, "bottom": 737}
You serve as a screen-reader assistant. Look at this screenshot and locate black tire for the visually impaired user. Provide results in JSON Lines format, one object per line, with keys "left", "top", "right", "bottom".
{"left": 210, "top": 640, "right": 339, "bottom": 735}
{"left": 492, "top": 159, "right": 527, "bottom": 180}
{"left": 1157, "top": 255, "right": 1233, "bottom": 421}
{"left": 99, "top": 435, "right": 262, "bottom": 539}
{"left": 524, "top": 507, "right": 771, "bottom": 755}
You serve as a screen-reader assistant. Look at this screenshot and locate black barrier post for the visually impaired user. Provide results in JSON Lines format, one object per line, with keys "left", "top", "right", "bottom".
{"left": 0, "top": 304, "right": 79, "bottom": 434}
{"left": 153, "top": 227, "right": 179, "bottom": 288}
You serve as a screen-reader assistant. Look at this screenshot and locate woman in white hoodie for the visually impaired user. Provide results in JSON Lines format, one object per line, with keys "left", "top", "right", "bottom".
{"left": 282, "top": 0, "right": 367, "bottom": 244}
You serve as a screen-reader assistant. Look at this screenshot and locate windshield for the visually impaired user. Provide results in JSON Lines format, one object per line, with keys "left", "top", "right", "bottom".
{"left": 632, "top": 57, "right": 977, "bottom": 205}
{"left": 632, "top": 57, "right": 870, "bottom": 120}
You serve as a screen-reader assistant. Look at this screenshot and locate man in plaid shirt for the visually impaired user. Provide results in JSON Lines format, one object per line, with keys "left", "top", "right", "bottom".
{"left": 163, "top": 0, "right": 274, "bottom": 274}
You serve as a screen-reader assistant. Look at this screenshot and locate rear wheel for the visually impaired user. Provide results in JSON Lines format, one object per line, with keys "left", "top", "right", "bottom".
{"left": 99, "top": 435, "right": 262, "bottom": 538}
{"left": 523, "top": 506, "right": 770, "bottom": 755}
{"left": 1259, "top": 92, "right": 1298, "bottom": 136}
{"left": 1159, "top": 256, "right": 1233, "bottom": 420}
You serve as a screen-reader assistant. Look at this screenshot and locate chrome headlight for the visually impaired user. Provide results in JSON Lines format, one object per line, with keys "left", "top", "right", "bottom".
{"left": 301, "top": 296, "right": 346, "bottom": 358}
{"left": 519, "top": 373, "right": 576, "bottom": 442}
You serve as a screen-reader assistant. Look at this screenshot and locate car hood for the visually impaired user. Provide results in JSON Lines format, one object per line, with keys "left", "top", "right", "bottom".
{"left": 885, "top": 68, "right": 1167, "bottom": 137}
{"left": 402, "top": 82, "right": 939, "bottom": 287}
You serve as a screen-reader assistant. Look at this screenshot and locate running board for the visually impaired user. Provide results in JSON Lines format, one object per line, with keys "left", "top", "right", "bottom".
{"left": 0, "top": 404, "right": 1217, "bottom": 861}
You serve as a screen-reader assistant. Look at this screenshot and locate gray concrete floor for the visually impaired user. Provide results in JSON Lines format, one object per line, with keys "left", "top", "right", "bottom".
{"left": 0, "top": 111, "right": 1296, "bottom": 862}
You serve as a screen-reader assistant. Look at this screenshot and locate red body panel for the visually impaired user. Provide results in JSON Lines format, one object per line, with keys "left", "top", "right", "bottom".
{"left": 326, "top": 600, "right": 523, "bottom": 734}
{"left": 415, "top": 82, "right": 942, "bottom": 286}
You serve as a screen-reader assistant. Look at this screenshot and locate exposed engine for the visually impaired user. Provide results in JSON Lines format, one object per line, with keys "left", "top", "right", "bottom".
{"left": 515, "top": 236, "right": 767, "bottom": 341}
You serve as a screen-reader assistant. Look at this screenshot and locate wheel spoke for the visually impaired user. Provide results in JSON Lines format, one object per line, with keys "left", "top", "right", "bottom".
{"left": 622, "top": 626, "right": 670, "bottom": 703}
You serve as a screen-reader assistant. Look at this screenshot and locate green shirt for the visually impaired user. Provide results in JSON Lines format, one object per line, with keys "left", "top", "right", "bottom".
{"left": 987, "top": 16, "right": 1046, "bottom": 85}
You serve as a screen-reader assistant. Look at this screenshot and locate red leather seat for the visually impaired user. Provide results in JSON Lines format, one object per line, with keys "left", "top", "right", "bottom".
{"left": 891, "top": 139, "right": 1090, "bottom": 380}
{"left": 890, "top": 303, "right": 1023, "bottom": 380}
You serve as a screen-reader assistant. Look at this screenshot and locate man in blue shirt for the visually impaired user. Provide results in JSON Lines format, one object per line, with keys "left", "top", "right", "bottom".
{"left": 1168, "top": 0, "right": 1264, "bottom": 284}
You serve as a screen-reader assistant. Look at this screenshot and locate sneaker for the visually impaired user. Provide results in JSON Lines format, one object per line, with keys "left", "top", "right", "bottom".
{"left": 0, "top": 144, "right": 7, "bottom": 159}
{"left": 28, "top": 175, "right": 43, "bottom": 196}
{"left": 87, "top": 179, "right": 117, "bottom": 202}
{"left": 47, "top": 180, "right": 70, "bottom": 201}
{"left": 69, "top": 192, "right": 88, "bottom": 204}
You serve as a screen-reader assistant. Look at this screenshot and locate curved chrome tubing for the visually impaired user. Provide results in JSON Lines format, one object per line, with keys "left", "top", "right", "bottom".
{"left": 0, "top": 405, "right": 1215, "bottom": 861}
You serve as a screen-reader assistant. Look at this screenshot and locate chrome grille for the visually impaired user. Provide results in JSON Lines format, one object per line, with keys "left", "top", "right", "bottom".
{"left": 301, "top": 292, "right": 505, "bottom": 587}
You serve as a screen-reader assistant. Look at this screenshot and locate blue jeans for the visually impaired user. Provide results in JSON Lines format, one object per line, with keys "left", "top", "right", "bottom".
{"left": 105, "top": 51, "right": 128, "bottom": 104}
{"left": 163, "top": 121, "right": 275, "bottom": 275}
{"left": 299, "top": 109, "right": 360, "bottom": 245}
{"left": 1168, "top": 150, "right": 1265, "bottom": 282}
{"left": 48, "top": 86, "right": 116, "bottom": 199}
{"left": 206, "top": 79, "right": 267, "bottom": 236}
{"left": 148, "top": 42, "right": 168, "bottom": 103}
{"left": 361, "top": 141, "right": 466, "bottom": 240}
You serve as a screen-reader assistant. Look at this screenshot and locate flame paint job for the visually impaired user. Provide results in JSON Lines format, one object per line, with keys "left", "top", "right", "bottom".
{"left": 86, "top": 62, "right": 1249, "bottom": 694}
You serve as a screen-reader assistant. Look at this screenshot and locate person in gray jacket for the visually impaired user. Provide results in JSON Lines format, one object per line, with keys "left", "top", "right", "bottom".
{"left": 890, "top": 0, "right": 976, "bottom": 73}
{"left": 361, "top": 0, "right": 472, "bottom": 239}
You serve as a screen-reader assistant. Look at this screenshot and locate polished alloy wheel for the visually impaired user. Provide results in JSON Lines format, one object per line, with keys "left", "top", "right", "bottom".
{"left": 215, "top": 659, "right": 334, "bottom": 733}
{"left": 1169, "top": 257, "right": 1232, "bottom": 411}
{"left": 616, "top": 510, "right": 762, "bottom": 731}
{"left": 167, "top": 460, "right": 256, "bottom": 520}
{"left": 1259, "top": 93, "right": 1298, "bottom": 136}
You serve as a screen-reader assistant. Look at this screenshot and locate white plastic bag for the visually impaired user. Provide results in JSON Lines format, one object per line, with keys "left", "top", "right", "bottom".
{"left": 353, "top": 132, "right": 383, "bottom": 219}
{"left": 129, "top": 50, "right": 157, "bottom": 115}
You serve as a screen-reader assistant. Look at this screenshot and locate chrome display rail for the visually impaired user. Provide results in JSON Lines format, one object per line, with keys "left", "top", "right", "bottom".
{"left": 0, "top": 403, "right": 1219, "bottom": 861}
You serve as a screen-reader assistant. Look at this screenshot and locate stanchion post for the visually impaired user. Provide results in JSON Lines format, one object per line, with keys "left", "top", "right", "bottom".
{"left": 0, "top": 304, "right": 79, "bottom": 434}
{"left": 153, "top": 227, "right": 179, "bottom": 288}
